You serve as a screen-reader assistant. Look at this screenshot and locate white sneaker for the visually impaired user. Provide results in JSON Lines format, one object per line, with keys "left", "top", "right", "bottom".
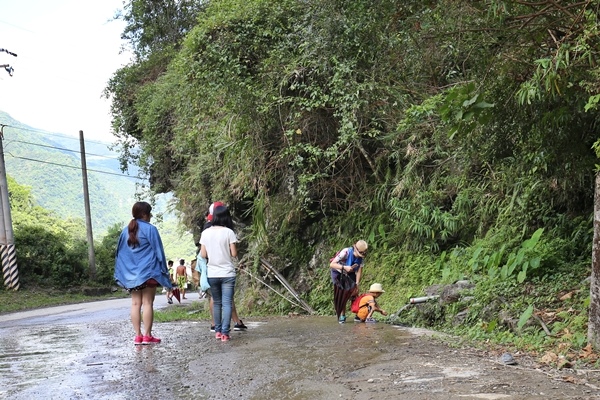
{"left": 161, "top": 288, "right": 167, "bottom": 293}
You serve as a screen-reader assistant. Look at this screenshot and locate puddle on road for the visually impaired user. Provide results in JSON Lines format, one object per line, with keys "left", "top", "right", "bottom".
{"left": 0, "top": 325, "right": 90, "bottom": 396}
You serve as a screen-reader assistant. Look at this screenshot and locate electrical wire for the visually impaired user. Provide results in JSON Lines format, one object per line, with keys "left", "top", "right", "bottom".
{"left": 7, "top": 154, "right": 143, "bottom": 180}
{"left": 7, "top": 139, "right": 119, "bottom": 159}
{"left": 1, "top": 123, "right": 120, "bottom": 146}
{"left": 0, "top": 123, "right": 141, "bottom": 179}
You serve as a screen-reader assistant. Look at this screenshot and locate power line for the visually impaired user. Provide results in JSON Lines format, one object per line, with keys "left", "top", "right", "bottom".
{"left": 0, "top": 20, "right": 36, "bottom": 34}
{"left": 0, "top": 48, "right": 17, "bottom": 57}
{"left": 0, "top": 124, "right": 142, "bottom": 178}
{"left": 7, "top": 154, "right": 143, "bottom": 180}
{"left": 7, "top": 139, "right": 120, "bottom": 159}
{"left": 1, "top": 123, "right": 118, "bottom": 146}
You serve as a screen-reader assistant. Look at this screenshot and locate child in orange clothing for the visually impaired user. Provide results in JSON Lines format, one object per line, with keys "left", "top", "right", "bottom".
{"left": 355, "top": 283, "right": 388, "bottom": 322}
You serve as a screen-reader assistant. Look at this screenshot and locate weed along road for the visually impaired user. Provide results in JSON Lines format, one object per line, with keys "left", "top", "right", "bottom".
{"left": 0, "top": 297, "right": 599, "bottom": 399}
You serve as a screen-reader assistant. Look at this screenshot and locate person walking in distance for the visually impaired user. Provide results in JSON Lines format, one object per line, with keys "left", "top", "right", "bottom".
{"left": 199, "top": 205, "right": 238, "bottom": 342}
{"left": 114, "top": 201, "right": 172, "bottom": 345}
{"left": 176, "top": 259, "right": 188, "bottom": 300}
{"left": 190, "top": 258, "right": 200, "bottom": 295}
{"left": 166, "top": 260, "right": 175, "bottom": 304}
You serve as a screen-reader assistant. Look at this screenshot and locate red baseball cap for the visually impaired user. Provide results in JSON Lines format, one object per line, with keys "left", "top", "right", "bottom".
{"left": 207, "top": 201, "right": 225, "bottom": 222}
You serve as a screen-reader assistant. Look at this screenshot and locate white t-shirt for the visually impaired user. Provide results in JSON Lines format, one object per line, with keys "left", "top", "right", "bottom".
{"left": 200, "top": 226, "right": 238, "bottom": 278}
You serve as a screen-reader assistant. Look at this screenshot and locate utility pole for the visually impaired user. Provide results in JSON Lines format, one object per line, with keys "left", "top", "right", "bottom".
{"left": 79, "top": 130, "right": 96, "bottom": 279}
{"left": 589, "top": 172, "right": 600, "bottom": 348}
{"left": 0, "top": 48, "right": 19, "bottom": 290}
{"left": 0, "top": 125, "right": 19, "bottom": 290}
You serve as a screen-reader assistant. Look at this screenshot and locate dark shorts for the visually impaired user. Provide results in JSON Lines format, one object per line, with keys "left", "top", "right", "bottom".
{"left": 128, "top": 278, "right": 160, "bottom": 292}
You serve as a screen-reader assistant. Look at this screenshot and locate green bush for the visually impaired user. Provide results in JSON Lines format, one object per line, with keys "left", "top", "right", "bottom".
{"left": 94, "top": 223, "right": 122, "bottom": 285}
{"left": 15, "top": 225, "right": 87, "bottom": 287}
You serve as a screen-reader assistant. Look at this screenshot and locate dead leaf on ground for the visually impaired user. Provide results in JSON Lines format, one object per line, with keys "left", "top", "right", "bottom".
{"left": 540, "top": 352, "right": 558, "bottom": 364}
{"left": 559, "top": 291, "right": 575, "bottom": 301}
{"left": 578, "top": 344, "right": 599, "bottom": 361}
{"left": 541, "top": 310, "right": 557, "bottom": 321}
{"left": 561, "top": 329, "right": 573, "bottom": 340}
{"left": 558, "top": 342, "right": 571, "bottom": 351}
{"left": 562, "top": 375, "right": 585, "bottom": 384}
{"left": 558, "top": 356, "right": 573, "bottom": 369}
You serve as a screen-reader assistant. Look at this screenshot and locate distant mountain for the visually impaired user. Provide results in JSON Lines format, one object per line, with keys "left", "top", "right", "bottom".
{"left": 0, "top": 111, "right": 138, "bottom": 234}
{"left": 0, "top": 111, "right": 197, "bottom": 260}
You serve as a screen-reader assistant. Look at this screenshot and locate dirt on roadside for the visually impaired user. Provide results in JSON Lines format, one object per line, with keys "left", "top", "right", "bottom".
{"left": 93, "top": 316, "right": 600, "bottom": 399}
{"left": 3, "top": 310, "right": 600, "bottom": 399}
{"left": 179, "top": 316, "right": 600, "bottom": 400}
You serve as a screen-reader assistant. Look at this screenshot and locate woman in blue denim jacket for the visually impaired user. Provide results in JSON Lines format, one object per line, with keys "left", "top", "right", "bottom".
{"left": 115, "top": 201, "right": 172, "bottom": 345}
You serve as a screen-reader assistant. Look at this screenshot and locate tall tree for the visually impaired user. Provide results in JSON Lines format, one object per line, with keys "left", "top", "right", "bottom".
{"left": 590, "top": 174, "right": 600, "bottom": 347}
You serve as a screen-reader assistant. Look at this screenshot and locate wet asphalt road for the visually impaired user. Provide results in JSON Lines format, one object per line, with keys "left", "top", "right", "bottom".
{"left": 1, "top": 296, "right": 600, "bottom": 400}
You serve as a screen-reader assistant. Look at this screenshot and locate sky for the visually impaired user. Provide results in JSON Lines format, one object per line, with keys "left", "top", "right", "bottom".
{"left": 0, "top": 0, "right": 130, "bottom": 142}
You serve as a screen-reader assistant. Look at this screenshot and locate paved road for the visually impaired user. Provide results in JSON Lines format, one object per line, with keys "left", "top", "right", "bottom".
{"left": 0, "top": 297, "right": 134, "bottom": 326}
{"left": 1, "top": 297, "right": 600, "bottom": 399}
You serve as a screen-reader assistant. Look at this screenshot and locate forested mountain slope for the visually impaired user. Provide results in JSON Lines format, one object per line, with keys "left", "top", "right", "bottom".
{"left": 0, "top": 110, "right": 137, "bottom": 233}
{"left": 0, "top": 111, "right": 198, "bottom": 283}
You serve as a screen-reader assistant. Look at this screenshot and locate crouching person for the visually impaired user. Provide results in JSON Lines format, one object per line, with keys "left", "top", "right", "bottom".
{"left": 356, "top": 283, "right": 388, "bottom": 322}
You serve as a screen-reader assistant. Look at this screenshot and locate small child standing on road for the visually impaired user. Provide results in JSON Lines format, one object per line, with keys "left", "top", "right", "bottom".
{"left": 354, "top": 283, "right": 388, "bottom": 322}
{"left": 166, "top": 260, "right": 175, "bottom": 304}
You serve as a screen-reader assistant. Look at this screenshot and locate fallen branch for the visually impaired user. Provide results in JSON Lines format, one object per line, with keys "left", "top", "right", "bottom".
{"left": 259, "top": 257, "right": 315, "bottom": 314}
{"left": 238, "top": 267, "right": 305, "bottom": 310}
{"left": 533, "top": 314, "right": 556, "bottom": 337}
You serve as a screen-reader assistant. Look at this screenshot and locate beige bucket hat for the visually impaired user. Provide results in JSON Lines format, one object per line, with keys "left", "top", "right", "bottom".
{"left": 354, "top": 240, "right": 368, "bottom": 256}
{"left": 369, "top": 283, "right": 385, "bottom": 293}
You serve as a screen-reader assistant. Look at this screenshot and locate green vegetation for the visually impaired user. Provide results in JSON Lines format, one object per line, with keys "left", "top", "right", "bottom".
{"left": 154, "top": 299, "right": 211, "bottom": 323}
{"left": 10, "top": 175, "right": 94, "bottom": 286}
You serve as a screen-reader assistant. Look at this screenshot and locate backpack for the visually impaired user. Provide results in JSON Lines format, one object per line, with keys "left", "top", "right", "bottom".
{"left": 329, "top": 247, "right": 350, "bottom": 263}
{"left": 351, "top": 293, "right": 369, "bottom": 314}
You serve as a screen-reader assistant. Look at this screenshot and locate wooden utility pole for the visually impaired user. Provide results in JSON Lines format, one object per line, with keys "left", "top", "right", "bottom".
{"left": 79, "top": 130, "right": 96, "bottom": 279}
{"left": 0, "top": 125, "right": 19, "bottom": 290}
{"left": 589, "top": 172, "right": 600, "bottom": 348}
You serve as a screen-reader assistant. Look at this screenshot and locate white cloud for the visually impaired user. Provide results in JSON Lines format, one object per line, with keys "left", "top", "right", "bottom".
{"left": 0, "top": 0, "right": 130, "bottom": 142}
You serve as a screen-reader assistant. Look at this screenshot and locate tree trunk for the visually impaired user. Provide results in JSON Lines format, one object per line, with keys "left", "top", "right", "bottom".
{"left": 588, "top": 173, "right": 600, "bottom": 347}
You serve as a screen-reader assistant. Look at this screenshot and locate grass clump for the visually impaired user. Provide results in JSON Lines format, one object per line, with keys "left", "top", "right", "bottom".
{"left": 154, "top": 299, "right": 211, "bottom": 322}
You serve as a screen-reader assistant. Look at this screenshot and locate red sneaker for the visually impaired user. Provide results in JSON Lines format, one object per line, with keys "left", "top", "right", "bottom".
{"left": 221, "top": 334, "right": 230, "bottom": 342}
{"left": 142, "top": 336, "right": 161, "bottom": 344}
{"left": 215, "top": 332, "right": 223, "bottom": 340}
{"left": 134, "top": 336, "right": 143, "bottom": 345}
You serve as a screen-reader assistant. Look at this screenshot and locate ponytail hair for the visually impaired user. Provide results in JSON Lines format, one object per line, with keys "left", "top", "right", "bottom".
{"left": 128, "top": 201, "right": 152, "bottom": 247}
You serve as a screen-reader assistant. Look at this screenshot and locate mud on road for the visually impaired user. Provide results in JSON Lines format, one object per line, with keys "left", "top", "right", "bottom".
{"left": 1, "top": 300, "right": 600, "bottom": 399}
